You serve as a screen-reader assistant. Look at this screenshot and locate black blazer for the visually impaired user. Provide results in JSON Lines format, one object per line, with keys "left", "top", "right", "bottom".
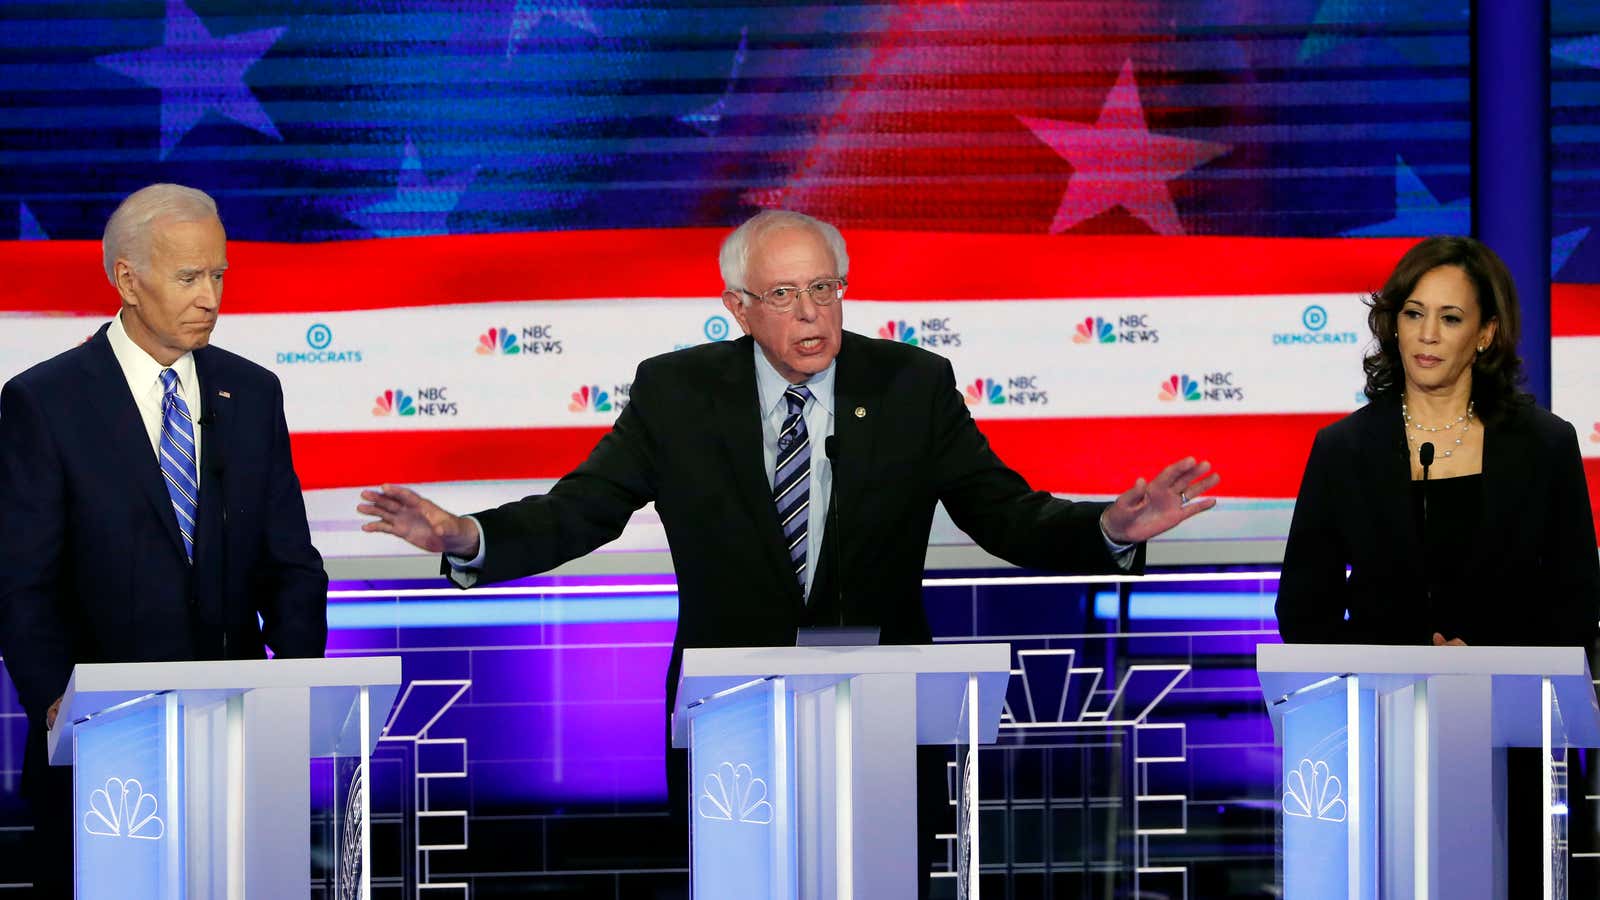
{"left": 460, "top": 331, "right": 1136, "bottom": 698}
{"left": 0, "top": 325, "right": 329, "bottom": 727}
{"left": 1276, "top": 392, "right": 1600, "bottom": 647}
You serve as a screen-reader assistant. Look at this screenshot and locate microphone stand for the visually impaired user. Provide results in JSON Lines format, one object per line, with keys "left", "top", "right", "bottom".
{"left": 825, "top": 435, "right": 844, "bottom": 628}
{"left": 1419, "top": 441, "right": 1434, "bottom": 634}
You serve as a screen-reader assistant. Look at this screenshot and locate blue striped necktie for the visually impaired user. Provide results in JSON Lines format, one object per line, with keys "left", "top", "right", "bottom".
{"left": 158, "top": 369, "right": 199, "bottom": 563}
{"left": 773, "top": 385, "right": 812, "bottom": 590}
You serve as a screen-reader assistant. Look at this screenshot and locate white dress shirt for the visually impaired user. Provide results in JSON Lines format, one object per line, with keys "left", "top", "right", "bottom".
{"left": 106, "top": 310, "right": 202, "bottom": 474}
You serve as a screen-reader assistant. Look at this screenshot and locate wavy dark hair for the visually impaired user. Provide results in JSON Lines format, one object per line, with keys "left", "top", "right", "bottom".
{"left": 1362, "top": 235, "right": 1529, "bottom": 423}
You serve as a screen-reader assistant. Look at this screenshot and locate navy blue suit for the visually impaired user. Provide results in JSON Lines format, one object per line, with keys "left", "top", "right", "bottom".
{"left": 0, "top": 323, "right": 327, "bottom": 892}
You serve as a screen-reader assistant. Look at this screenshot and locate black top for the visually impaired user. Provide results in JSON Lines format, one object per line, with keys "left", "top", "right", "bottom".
{"left": 1411, "top": 474, "right": 1484, "bottom": 641}
{"left": 1276, "top": 392, "right": 1600, "bottom": 647}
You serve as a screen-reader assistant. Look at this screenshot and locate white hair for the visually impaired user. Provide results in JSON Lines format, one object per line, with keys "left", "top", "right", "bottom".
{"left": 718, "top": 209, "right": 849, "bottom": 299}
{"left": 102, "top": 183, "right": 221, "bottom": 285}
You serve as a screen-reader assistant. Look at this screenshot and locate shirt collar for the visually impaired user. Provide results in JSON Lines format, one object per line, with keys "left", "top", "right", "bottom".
{"left": 107, "top": 309, "right": 197, "bottom": 395}
{"left": 752, "top": 340, "right": 835, "bottom": 418}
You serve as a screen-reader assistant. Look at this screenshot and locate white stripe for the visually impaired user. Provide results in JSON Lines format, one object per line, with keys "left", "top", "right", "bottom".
{"left": 162, "top": 423, "right": 196, "bottom": 463}
{"left": 162, "top": 468, "right": 196, "bottom": 508}
{"left": 781, "top": 499, "right": 809, "bottom": 528}
{"left": 778, "top": 416, "right": 803, "bottom": 441}
{"left": 160, "top": 447, "right": 198, "bottom": 490}
{"left": 773, "top": 470, "right": 808, "bottom": 503}
{"left": 170, "top": 498, "right": 196, "bottom": 528}
{"left": 775, "top": 439, "right": 809, "bottom": 474}
{"left": 163, "top": 412, "right": 196, "bottom": 450}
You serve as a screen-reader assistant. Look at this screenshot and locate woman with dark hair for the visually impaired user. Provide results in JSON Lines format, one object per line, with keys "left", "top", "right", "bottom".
{"left": 1275, "top": 236, "right": 1599, "bottom": 647}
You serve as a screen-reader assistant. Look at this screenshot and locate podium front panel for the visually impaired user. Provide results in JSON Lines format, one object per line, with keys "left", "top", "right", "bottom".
{"left": 74, "top": 692, "right": 184, "bottom": 900}
{"left": 1279, "top": 677, "right": 1376, "bottom": 900}
{"left": 689, "top": 678, "right": 797, "bottom": 900}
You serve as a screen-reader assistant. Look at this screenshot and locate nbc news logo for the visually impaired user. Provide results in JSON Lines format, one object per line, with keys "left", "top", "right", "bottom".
{"left": 476, "top": 325, "right": 563, "bottom": 356}
{"left": 1073, "top": 314, "right": 1159, "bottom": 345}
{"left": 965, "top": 376, "right": 1048, "bottom": 406}
{"left": 372, "top": 387, "right": 459, "bottom": 417}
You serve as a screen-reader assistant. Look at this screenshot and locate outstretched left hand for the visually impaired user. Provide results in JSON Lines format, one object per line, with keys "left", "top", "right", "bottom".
{"left": 1100, "top": 457, "right": 1220, "bottom": 545}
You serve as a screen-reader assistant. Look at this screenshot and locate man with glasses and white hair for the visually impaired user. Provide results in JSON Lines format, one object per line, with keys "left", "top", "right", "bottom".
{"left": 0, "top": 183, "right": 328, "bottom": 894}
{"left": 360, "top": 208, "right": 1218, "bottom": 894}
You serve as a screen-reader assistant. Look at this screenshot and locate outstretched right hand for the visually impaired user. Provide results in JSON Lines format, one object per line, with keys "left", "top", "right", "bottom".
{"left": 357, "top": 484, "right": 481, "bottom": 558}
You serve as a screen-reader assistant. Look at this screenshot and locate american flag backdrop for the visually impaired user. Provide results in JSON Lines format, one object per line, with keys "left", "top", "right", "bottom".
{"left": 6, "top": 0, "right": 1596, "bottom": 547}
{"left": 1554, "top": 1, "right": 1600, "bottom": 549}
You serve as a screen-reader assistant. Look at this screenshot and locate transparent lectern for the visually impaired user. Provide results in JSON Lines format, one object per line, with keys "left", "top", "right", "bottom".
{"left": 672, "top": 643, "right": 1011, "bottom": 900}
{"left": 1257, "top": 644, "right": 1600, "bottom": 900}
{"left": 48, "top": 656, "right": 402, "bottom": 900}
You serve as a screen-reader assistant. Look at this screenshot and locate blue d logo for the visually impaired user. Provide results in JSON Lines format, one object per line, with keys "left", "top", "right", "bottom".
{"left": 704, "top": 316, "right": 730, "bottom": 341}
{"left": 306, "top": 323, "right": 334, "bottom": 349}
{"left": 1301, "top": 305, "right": 1328, "bottom": 332}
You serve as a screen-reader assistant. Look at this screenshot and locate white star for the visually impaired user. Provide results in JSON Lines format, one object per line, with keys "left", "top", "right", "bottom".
{"left": 348, "top": 139, "right": 478, "bottom": 238}
{"left": 507, "top": 0, "right": 600, "bottom": 58}
{"left": 97, "top": 0, "right": 284, "bottom": 158}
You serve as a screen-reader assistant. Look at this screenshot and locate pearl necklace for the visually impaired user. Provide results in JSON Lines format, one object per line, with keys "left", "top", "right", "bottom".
{"left": 1401, "top": 399, "right": 1473, "bottom": 459}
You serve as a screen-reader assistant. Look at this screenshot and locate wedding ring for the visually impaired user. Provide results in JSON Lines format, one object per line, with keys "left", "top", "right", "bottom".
{"left": 1179, "top": 490, "right": 1188, "bottom": 505}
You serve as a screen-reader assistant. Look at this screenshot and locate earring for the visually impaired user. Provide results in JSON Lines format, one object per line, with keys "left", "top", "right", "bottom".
{"left": 1477, "top": 345, "right": 1486, "bottom": 353}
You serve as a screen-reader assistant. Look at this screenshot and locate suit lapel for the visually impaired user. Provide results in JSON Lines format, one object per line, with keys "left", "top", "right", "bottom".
{"left": 80, "top": 328, "right": 189, "bottom": 562}
{"left": 1359, "top": 394, "right": 1421, "bottom": 565}
{"left": 191, "top": 348, "right": 231, "bottom": 573}
{"left": 825, "top": 332, "right": 881, "bottom": 587}
{"left": 1470, "top": 409, "right": 1525, "bottom": 575}
{"left": 714, "top": 337, "right": 801, "bottom": 604}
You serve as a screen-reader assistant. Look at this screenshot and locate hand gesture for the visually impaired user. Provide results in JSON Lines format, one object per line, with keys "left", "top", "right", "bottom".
{"left": 1100, "top": 457, "right": 1219, "bottom": 545}
{"left": 357, "top": 484, "right": 480, "bottom": 558}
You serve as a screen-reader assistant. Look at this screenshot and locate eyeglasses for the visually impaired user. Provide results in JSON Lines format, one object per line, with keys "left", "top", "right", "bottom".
{"left": 740, "top": 277, "right": 847, "bottom": 312}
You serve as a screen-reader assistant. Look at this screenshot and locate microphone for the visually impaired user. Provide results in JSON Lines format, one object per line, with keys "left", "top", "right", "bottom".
{"left": 792, "top": 436, "right": 877, "bottom": 647}
{"left": 824, "top": 435, "right": 844, "bottom": 628}
{"left": 1419, "top": 441, "right": 1434, "bottom": 519}
{"left": 198, "top": 405, "right": 225, "bottom": 475}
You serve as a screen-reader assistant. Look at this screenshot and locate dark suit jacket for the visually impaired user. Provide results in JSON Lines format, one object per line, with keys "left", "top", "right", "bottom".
{"left": 0, "top": 325, "right": 328, "bottom": 734}
{"left": 459, "top": 331, "right": 1137, "bottom": 700}
{"left": 1276, "top": 392, "right": 1600, "bottom": 647}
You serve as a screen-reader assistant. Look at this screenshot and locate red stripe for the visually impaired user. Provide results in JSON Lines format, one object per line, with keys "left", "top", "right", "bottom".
{"left": 1553, "top": 283, "right": 1600, "bottom": 337}
{"left": 290, "top": 413, "right": 1342, "bottom": 498}
{"left": 1589, "top": 460, "right": 1600, "bottom": 550}
{"left": 291, "top": 427, "right": 611, "bottom": 491}
{"left": 0, "top": 232, "right": 1418, "bottom": 314}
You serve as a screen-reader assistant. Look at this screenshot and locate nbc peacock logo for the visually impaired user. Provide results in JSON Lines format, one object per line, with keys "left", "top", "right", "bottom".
{"left": 569, "top": 385, "right": 613, "bottom": 413}
{"left": 878, "top": 320, "right": 919, "bottom": 345}
{"left": 964, "top": 378, "right": 1004, "bottom": 406}
{"left": 1590, "top": 422, "right": 1600, "bottom": 443}
{"left": 1073, "top": 316, "right": 1115, "bottom": 345}
{"left": 476, "top": 327, "right": 520, "bottom": 355}
{"left": 372, "top": 389, "right": 417, "bottom": 416}
{"left": 1158, "top": 374, "right": 1201, "bottom": 402}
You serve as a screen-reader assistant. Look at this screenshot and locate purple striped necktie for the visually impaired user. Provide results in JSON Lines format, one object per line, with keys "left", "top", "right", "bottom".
{"left": 773, "top": 384, "right": 812, "bottom": 590}
{"left": 158, "top": 368, "right": 198, "bottom": 563}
